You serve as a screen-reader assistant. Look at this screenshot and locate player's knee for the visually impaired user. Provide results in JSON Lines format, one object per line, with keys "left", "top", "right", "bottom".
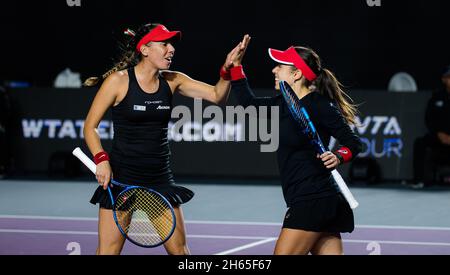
{"left": 274, "top": 242, "right": 312, "bottom": 255}
{"left": 97, "top": 239, "right": 124, "bottom": 255}
{"left": 167, "top": 244, "right": 190, "bottom": 255}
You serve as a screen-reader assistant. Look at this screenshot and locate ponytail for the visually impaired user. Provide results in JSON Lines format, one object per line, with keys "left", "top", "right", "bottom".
{"left": 292, "top": 46, "right": 359, "bottom": 126}
{"left": 83, "top": 25, "right": 154, "bottom": 87}
{"left": 83, "top": 51, "right": 137, "bottom": 86}
{"left": 314, "top": 68, "right": 358, "bottom": 125}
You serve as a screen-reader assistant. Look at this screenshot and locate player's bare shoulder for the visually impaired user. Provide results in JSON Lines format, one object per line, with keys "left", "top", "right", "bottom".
{"left": 103, "top": 70, "right": 129, "bottom": 92}
{"left": 105, "top": 70, "right": 129, "bottom": 86}
{"left": 97, "top": 70, "right": 130, "bottom": 106}
{"left": 161, "top": 70, "right": 190, "bottom": 93}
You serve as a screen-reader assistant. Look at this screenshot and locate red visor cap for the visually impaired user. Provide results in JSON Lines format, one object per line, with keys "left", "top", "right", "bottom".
{"left": 268, "top": 46, "right": 317, "bottom": 81}
{"left": 136, "top": 24, "right": 181, "bottom": 52}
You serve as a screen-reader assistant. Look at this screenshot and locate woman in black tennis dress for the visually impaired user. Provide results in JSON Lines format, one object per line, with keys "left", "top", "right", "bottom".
{"left": 229, "top": 42, "right": 362, "bottom": 255}
{"left": 83, "top": 23, "right": 250, "bottom": 255}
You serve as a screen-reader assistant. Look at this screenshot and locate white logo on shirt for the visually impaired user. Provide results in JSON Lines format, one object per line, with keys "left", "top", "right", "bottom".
{"left": 145, "top": 100, "right": 163, "bottom": 105}
{"left": 133, "top": 105, "right": 146, "bottom": 111}
{"left": 157, "top": 105, "right": 170, "bottom": 110}
{"left": 435, "top": 101, "right": 444, "bottom": 107}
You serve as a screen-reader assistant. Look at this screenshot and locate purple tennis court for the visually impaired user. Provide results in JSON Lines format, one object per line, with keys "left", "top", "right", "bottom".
{"left": 2, "top": 180, "right": 450, "bottom": 255}
{"left": 2, "top": 215, "right": 450, "bottom": 255}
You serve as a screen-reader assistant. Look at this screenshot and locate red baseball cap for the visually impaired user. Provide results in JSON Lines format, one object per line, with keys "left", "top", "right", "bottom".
{"left": 268, "top": 46, "right": 317, "bottom": 81}
{"left": 136, "top": 24, "right": 181, "bottom": 52}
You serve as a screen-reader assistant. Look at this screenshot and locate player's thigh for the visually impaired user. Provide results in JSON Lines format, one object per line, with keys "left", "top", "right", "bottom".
{"left": 163, "top": 206, "right": 190, "bottom": 254}
{"left": 274, "top": 228, "right": 322, "bottom": 255}
{"left": 310, "top": 233, "right": 343, "bottom": 255}
{"left": 98, "top": 208, "right": 126, "bottom": 251}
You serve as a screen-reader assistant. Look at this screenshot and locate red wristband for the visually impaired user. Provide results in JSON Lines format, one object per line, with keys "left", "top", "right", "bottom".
{"left": 230, "top": 65, "right": 246, "bottom": 81}
{"left": 335, "top": 147, "right": 353, "bottom": 163}
{"left": 94, "top": 151, "right": 110, "bottom": 165}
{"left": 220, "top": 66, "right": 231, "bottom": 80}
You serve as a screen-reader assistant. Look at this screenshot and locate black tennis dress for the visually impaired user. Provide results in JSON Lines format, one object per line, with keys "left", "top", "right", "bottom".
{"left": 90, "top": 68, "right": 194, "bottom": 208}
{"left": 231, "top": 78, "right": 362, "bottom": 233}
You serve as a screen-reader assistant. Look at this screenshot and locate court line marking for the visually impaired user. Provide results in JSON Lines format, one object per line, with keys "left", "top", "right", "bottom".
{"left": 345, "top": 239, "right": 450, "bottom": 246}
{"left": 2, "top": 215, "right": 450, "bottom": 231}
{"left": 215, "top": 238, "right": 277, "bottom": 255}
{"left": 0, "top": 215, "right": 97, "bottom": 221}
{"left": 0, "top": 229, "right": 268, "bottom": 240}
{"left": 2, "top": 229, "right": 450, "bottom": 247}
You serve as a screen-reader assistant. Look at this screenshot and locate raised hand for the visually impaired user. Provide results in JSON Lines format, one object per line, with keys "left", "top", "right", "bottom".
{"left": 224, "top": 34, "right": 251, "bottom": 70}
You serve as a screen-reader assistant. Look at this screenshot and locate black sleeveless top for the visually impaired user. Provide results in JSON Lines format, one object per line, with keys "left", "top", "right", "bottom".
{"left": 90, "top": 68, "right": 194, "bottom": 208}
{"left": 111, "top": 67, "right": 173, "bottom": 183}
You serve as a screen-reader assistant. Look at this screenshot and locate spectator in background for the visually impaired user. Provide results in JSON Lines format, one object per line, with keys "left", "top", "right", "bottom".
{"left": 412, "top": 66, "right": 450, "bottom": 188}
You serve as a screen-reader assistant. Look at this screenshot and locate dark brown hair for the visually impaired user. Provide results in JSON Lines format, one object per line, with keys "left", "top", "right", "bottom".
{"left": 293, "top": 46, "right": 358, "bottom": 125}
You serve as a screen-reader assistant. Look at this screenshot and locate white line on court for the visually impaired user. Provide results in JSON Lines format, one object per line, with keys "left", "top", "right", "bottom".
{"left": 0, "top": 229, "right": 97, "bottom": 235}
{"left": 2, "top": 215, "right": 450, "bottom": 231}
{"left": 0, "top": 229, "right": 269, "bottom": 240}
{"left": 3, "top": 227, "right": 450, "bottom": 257}
{"left": 0, "top": 215, "right": 97, "bottom": 221}
{"left": 215, "top": 238, "right": 278, "bottom": 255}
{"left": 2, "top": 229, "right": 450, "bottom": 247}
{"left": 345, "top": 239, "right": 450, "bottom": 247}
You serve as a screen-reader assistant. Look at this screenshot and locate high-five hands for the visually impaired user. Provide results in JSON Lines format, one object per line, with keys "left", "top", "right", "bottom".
{"left": 224, "top": 34, "right": 251, "bottom": 70}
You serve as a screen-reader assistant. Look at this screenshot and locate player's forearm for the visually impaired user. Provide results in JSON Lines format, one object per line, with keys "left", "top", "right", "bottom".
{"left": 83, "top": 126, "right": 105, "bottom": 156}
{"left": 213, "top": 79, "right": 231, "bottom": 105}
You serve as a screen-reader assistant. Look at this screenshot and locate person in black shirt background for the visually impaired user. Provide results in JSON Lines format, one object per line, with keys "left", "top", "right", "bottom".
{"left": 412, "top": 66, "right": 450, "bottom": 188}
{"left": 227, "top": 39, "right": 362, "bottom": 255}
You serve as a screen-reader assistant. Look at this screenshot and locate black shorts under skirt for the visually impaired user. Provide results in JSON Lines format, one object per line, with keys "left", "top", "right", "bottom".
{"left": 282, "top": 193, "right": 354, "bottom": 233}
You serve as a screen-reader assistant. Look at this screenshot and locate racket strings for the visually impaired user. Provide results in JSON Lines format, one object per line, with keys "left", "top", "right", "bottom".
{"left": 114, "top": 188, "right": 174, "bottom": 246}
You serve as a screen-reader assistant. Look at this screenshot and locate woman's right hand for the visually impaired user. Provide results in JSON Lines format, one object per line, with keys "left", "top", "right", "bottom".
{"left": 224, "top": 34, "right": 251, "bottom": 70}
{"left": 96, "top": 161, "right": 112, "bottom": 190}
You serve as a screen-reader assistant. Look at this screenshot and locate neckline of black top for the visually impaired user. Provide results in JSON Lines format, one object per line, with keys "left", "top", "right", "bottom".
{"left": 133, "top": 67, "right": 162, "bottom": 96}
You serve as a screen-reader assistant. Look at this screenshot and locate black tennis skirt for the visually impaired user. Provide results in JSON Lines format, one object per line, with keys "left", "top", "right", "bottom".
{"left": 90, "top": 183, "right": 194, "bottom": 209}
{"left": 282, "top": 193, "right": 354, "bottom": 233}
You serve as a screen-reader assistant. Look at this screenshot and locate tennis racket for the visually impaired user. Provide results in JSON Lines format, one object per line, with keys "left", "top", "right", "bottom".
{"left": 72, "top": 147, "right": 176, "bottom": 247}
{"left": 279, "top": 81, "right": 359, "bottom": 209}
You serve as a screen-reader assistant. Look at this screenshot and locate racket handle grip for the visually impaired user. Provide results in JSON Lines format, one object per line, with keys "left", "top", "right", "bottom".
{"left": 72, "top": 147, "right": 96, "bottom": 175}
{"left": 331, "top": 169, "right": 359, "bottom": 209}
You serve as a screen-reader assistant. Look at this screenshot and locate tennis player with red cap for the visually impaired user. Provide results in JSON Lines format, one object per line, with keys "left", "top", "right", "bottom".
{"left": 83, "top": 22, "right": 250, "bottom": 255}
{"left": 229, "top": 42, "right": 362, "bottom": 255}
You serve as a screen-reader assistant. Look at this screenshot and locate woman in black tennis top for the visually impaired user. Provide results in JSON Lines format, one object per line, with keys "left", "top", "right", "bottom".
{"left": 83, "top": 23, "right": 250, "bottom": 255}
{"left": 229, "top": 42, "right": 362, "bottom": 255}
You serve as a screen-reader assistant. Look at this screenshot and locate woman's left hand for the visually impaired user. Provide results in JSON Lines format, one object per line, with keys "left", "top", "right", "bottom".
{"left": 223, "top": 34, "right": 251, "bottom": 70}
{"left": 317, "top": 151, "right": 340, "bottom": 169}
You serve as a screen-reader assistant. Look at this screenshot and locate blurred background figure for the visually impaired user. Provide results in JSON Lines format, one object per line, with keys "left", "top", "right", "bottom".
{"left": 388, "top": 72, "right": 418, "bottom": 92}
{"left": 412, "top": 66, "right": 450, "bottom": 188}
{"left": 54, "top": 68, "right": 82, "bottom": 88}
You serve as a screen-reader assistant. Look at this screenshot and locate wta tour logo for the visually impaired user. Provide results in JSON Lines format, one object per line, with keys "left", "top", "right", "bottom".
{"left": 66, "top": 0, "right": 81, "bottom": 7}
